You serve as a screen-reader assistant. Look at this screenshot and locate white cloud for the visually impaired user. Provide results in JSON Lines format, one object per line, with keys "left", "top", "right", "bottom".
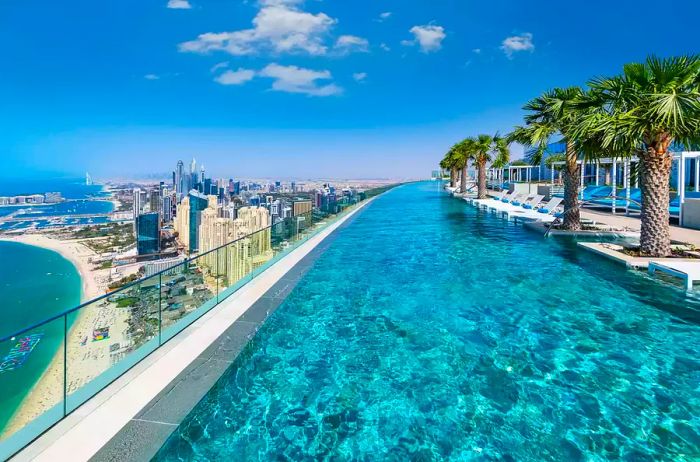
{"left": 352, "top": 72, "right": 367, "bottom": 82}
{"left": 334, "top": 35, "right": 369, "bottom": 54}
{"left": 167, "top": 0, "right": 191, "bottom": 9}
{"left": 210, "top": 61, "right": 229, "bottom": 73}
{"left": 380, "top": 42, "right": 391, "bottom": 52}
{"left": 214, "top": 68, "right": 256, "bottom": 85}
{"left": 472, "top": 48, "right": 481, "bottom": 54}
{"left": 500, "top": 33, "right": 534, "bottom": 57}
{"left": 375, "top": 11, "right": 391, "bottom": 22}
{"left": 144, "top": 74, "right": 160, "bottom": 80}
{"left": 403, "top": 25, "right": 445, "bottom": 53}
{"left": 179, "top": 4, "right": 336, "bottom": 56}
{"left": 259, "top": 63, "right": 342, "bottom": 96}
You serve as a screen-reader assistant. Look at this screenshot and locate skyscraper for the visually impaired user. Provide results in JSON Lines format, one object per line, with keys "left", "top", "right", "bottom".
{"left": 190, "top": 157, "right": 198, "bottom": 192}
{"left": 175, "top": 160, "right": 185, "bottom": 199}
{"left": 136, "top": 212, "right": 160, "bottom": 255}
{"left": 133, "top": 188, "right": 142, "bottom": 234}
{"left": 188, "top": 190, "right": 209, "bottom": 253}
{"left": 198, "top": 206, "right": 273, "bottom": 284}
{"left": 149, "top": 188, "right": 161, "bottom": 215}
{"left": 162, "top": 195, "right": 173, "bottom": 223}
{"left": 174, "top": 195, "right": 191, "bottom": 250}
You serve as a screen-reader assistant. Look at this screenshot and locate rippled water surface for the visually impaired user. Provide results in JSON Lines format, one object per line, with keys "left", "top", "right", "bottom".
{"left": 155, "top": 182, "right": 700, "bottom": 461}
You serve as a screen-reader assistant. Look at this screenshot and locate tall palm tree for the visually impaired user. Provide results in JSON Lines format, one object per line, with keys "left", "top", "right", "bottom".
{"left": 579, "top": 55, "right": 700, "bottom": 256}
{"left": 451, "top": 140, "right": 472, "bottom": 193}
{"left": 508, "top": 87, "right": 591, "bottom": 231}
{"left": 440, "top": 148, "right": 459, "bottom": 188}
{"left": 467, "top": 134, "right": 511, "bottom": 199}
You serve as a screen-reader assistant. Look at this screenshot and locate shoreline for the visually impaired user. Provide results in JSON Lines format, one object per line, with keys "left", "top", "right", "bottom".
{"left": 0, "top": 233, "right": 118, "bottom": 438}
{"left": 0, "top": 233, "right": 103, "bottom": 302}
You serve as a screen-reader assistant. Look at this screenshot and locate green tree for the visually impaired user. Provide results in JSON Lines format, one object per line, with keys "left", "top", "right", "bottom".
{"left": 580, "top": 55, "right": 700, "bottom": 256}
{"left": 467, "top": 134, "right": 511, "bottom": 199}
{"left": 508, "top": 87, "right": 590, "bottom": 230}
{"left": 451, "top": 140, "right": 473, "bottom": 193}
{"left": 440, "top": 147, "right": 460, "bottom": 188}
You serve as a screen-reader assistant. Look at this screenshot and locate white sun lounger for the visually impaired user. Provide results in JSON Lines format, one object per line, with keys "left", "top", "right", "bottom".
{"left": 470, "top": 191, "right": 511, "bottom": 209}
{"left": 505, "top": 196, "right": 563, "bottom": 221}
{"left": 522, "top": 195, "right": 544, "bottom": 210}
{"left": 649, "top": 261, "right": 700, "bottom": 290}
{"left": 535, "top": 197, "right": 563, "bottom": 214}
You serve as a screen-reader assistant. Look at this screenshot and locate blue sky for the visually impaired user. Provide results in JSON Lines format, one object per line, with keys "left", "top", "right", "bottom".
{"left": 1, "top": 0, "right": 698, "bottom": 179}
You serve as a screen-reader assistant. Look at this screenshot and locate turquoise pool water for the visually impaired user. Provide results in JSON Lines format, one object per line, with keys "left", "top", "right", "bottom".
{"left": 155, "top": 182, "right": 700, "bottom": 461}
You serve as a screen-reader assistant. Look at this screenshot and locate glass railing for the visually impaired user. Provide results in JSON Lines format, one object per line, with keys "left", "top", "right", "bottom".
{"left": 0, "top": 185, "right": 399, "bottom": 460}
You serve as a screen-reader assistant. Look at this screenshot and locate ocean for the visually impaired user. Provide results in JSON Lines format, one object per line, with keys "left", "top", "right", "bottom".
{"left": 0, "top": 178, "right": 104, "bottom": 432}
{"left": 0, "top": 178, "right": 114, "bottom": 231}
{"left": 0, "top": 241, "right": 81, "bottom": 432}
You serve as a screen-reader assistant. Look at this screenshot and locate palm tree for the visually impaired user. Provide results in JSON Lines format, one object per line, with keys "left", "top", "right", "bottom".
{"left": 467, "top": 134, "right": 511, "bottom": 199}
{"left": 450, "top": 140, "right": 472, "bottom": 193}
{"left": 440, "top": 148, "right": 459, "bottom": 188}
{"left": 580, "top": 55, "right": 700, "bottom": 256}
{"left": 508, "top": 87, "right": 591, "bottom": 230}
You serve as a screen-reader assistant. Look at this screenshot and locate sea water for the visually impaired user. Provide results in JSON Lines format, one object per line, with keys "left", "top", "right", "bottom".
{"left": 157, "top": 182, "right": 698, "bottom": 459}
{"left": 0, "top": 241, "right": 81, "bottom": 433}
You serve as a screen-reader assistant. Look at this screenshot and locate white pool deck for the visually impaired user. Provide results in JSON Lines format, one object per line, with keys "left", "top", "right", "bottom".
{"left": 648, "top": 261, "right": 700, "bottom": 290}
{"left": 10, "top": 199, "right": 374, "bottom": 462}
{"left": 459, "top": 188, "right": 700, "bottom": 246}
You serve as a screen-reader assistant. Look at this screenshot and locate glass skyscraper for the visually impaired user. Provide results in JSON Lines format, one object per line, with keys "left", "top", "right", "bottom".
{"left": 136, "top": 212, "right": 160, "bottom": 255}
{"left": 188, "top": 190, "right": 209, "bottom": 253}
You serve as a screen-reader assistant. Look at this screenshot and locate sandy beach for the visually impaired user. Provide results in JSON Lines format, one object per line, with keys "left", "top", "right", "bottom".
{"left": 0, "top": 233, "right": 132, "bottom": 438}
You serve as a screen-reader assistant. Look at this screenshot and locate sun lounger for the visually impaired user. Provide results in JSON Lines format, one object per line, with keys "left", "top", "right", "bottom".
{"left": 511, "top": 193, "right": 535, "bottom": 207}
{"left": 537, "top": 197, "right": 563, "bottom": 214}
{"left": 522, "top": 195, "right": 544, "bottom": 210}
{"left": 649, "top": 261, "right": 700, "bottom": 290}
{"left": 502, "top": 192, "right": 522, "bottom": 204}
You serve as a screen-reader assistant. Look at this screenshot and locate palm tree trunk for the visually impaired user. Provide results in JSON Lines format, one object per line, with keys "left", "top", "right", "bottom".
{"left": 561, "top": 141, "right": 581, "bottom": 231}
{"left": 450, "top": 168, "right": 456, "bottom": 188}
{"left": 639, "top": 144, "right": 673, "bottom": 257}
{"left": 460, "top": 166, "right": 468, "bottom": 193}
{"left": 477, "top": 161, "right": 487, "bottom": 199}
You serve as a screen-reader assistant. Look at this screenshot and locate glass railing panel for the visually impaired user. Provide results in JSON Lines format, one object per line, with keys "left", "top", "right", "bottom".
{"left": 0, "top": 317, "right": 66, "bottom": 461}
{"left": 0, "top": 184, "right": 395, "bottom": 459}
{"left": 66, "top": 274, "right": 161, "bottom": 412}
{"left": 160, "top": 255, "right": 218, "bottom": 343}
{"left": 217, "top": 239, "right": 254, "bottom": 301}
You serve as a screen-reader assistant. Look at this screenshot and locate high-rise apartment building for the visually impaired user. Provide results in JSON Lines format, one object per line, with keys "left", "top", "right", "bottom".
{"left": 136, "top": 212, "right": 160, "bottom": 255}
{"left": 198, "top": 206, "right": 273, "bottom": 286}
{"left": 175, "top": 160, "right": 185, "bottom": 199}
{"left": 174, "top": 195, "right": 191, "bottom": 250}
{"left": 292, "top": 200, "right": 312, "bottom": 217}
{"left": 187, "top": 190, "right": 210, "bottom": 253}
{"left": 162, "top": 195, "right": 173, "bottom": 223}
{"left": 149, "top": 189, "right": 161, "bottom": 215}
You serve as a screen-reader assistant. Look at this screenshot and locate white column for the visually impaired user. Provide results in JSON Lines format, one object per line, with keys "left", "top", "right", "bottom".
{"left": 612, "top": 158, "right": 617, "bottom": 214}
{"left": 595, "top": 163, "right": 600, "bottom": 186}
{"left": 680, "top": 153, "right": 686, "bottom": 226}
{"left": 550, "top": 166, "right": 554, "bottom": 188}
{"left": 624, "top": 160, "right": 631, "bottom": 216}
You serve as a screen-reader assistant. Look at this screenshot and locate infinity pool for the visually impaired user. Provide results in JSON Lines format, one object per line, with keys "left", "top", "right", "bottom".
{"left": 155, "top": 182, "right": 700, "bottom": 461}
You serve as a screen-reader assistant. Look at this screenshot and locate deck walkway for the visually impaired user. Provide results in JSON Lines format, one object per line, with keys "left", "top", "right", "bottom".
{"left": 480, "top": 189, "right": 700, "bottom": 246}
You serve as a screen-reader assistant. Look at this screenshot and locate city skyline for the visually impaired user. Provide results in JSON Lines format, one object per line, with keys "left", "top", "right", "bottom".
{"left": 3, "top": 0, "right": 699, "bottom": 179}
